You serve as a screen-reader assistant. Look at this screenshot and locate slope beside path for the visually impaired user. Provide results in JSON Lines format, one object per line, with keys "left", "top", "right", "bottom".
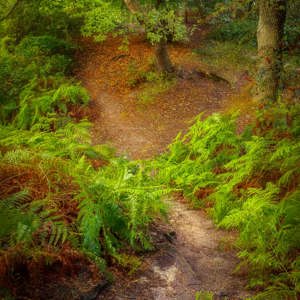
{"left": 75, "top": 35, "right": 253, "bottom": 159}
{"left": 76, "top": 34, "right": 253, "bottom": 299}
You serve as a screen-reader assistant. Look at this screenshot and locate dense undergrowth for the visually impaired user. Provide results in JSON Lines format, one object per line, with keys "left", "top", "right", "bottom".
{"left": 0, "top": 120, "right": 167, "bottom": 264}
{"left": 152, "top": 101, "right": 300, "bottom": 299}
{"left": 0, "top": 22, "right": 167, "bottom": 298}
{"left": 0, "top": 35, "right": 90, "bottom": 127}
{"left": 1, "top": 0, "right": 299, "bottom": 299}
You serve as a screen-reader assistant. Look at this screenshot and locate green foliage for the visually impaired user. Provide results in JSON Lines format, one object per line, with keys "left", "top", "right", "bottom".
{"left": 1, "top": 0, "right": 299, "bottom": 298}
{"left": 77, "top": 158, "right": 167, "bottom": 256}
{"left": 143, "top": 8, "right": 187, "bottom": 44}
{"left": 0, "top": 121, "right": 94, "bottom": 158}
{"left": 0, "top": 120, "right": 166, "bottom": 281}
{"left": 15, "top": 81, "right": 89, "bottom": 129}
{"left": 0, "top": 191, "right": 69, "bottom": 250}
{"left": 0, "top": 2, "right": 168, "bottom": 286}
{"left": 209, "top": 19, "right": 257, "bottom": 46}
{"left": 155, "top": 113, "right": 241, "bottom": 205}
{"left": 154, "top": 102, "right": 300, "bottom": 298}
{"left": 285, "top": 1, "right": 300, "bottom": 50}
{"left": 0, "top": 0, "right": 83, "bottom": 40}
{"left": 195, "top": 290, "right": 214, "bottom": 300}
{"left": 137, "top": 76, "right": 176, "bottom": 105}
{"left": 0, "top": 34, "right": 89, "bottom": 127}
{"left": 194, "top": 40, "right": 256, "bottom": 81}
{"left": 78, "top": 0, "right": 188, "bottom": 46}
{"left": 81, "top": 2, "right": 126, "bottom": 42}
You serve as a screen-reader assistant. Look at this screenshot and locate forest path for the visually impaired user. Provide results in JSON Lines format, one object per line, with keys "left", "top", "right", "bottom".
{"left": 97, "top": 199, "right": 251, "bottom": 300}
{"left": 76, "top": 34, "right": 253, "bottom": 299}
{"left": 76, "top": 34, "right": 253, "bottom": 159}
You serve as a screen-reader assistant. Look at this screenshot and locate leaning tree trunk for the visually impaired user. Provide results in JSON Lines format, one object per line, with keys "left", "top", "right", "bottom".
{"left": 123, "top": 0, "right": 140, "bottom": 13}
{"left": 155, "top": 40, "right": 174, "bottom": 73}
{"left": 124, "top": 0, "right": 174, "bottom": 74}
{"left": 257, "top": 0, "right": 287, "bottom": 104}
{"left": 154, "top": 0, "right": 174, "bottom": 73}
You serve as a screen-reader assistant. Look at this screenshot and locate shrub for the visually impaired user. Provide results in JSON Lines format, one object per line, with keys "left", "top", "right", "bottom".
{"left": 208, "top": 19, "right": 257, "bottom": 46}
{"left": 0, "top": 35, "right": 87, "bottom": 126}
{"left": 0, "top": 121, "right": 167, "bottom": 294}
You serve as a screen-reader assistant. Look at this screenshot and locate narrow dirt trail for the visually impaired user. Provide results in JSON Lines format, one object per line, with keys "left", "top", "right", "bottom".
{"left": 98, "top": 200, "right": 250, "bottom": 300}
{"left": 76, "top": 35, "right": 240, "bottom": 159}
{"left": 76, "top": 35, "right": 252, "bottom": 299}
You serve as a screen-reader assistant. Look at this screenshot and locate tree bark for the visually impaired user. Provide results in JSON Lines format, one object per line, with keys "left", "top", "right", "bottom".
{"left": 154, "top": 0, "right": 174, "bottom": 73}
{"left": 123, "top": 0, "right": 140, "bottom": 14}
{"left": 155, "top": 40, "right": 174, "bottom": 73}
{"left": 257, "top": 0, "right": 287, "bottom": 103}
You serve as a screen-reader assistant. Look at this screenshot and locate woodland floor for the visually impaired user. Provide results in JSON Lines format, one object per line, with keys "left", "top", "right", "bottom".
{"left": 76, "top": 31, "right": 255, "bottom": 299}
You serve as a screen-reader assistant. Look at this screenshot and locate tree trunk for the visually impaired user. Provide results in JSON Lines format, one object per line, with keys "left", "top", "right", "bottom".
{"left": 124, "top": 0, "right": 174, "bottom": 74}
{"left": 154, "top": 0, "right": 174, "bottom": 73}
{"left": 257, "top": 0, "right": 287, "bottom": 103}
{"left": 123, "top": 0, "right": 140, "bottom": 13}
{"left": 155, "top": 40, "right": 174, "bottom": 73}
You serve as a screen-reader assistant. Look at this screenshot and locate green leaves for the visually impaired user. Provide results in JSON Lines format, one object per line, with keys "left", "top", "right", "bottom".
{"left": 144, "top": 8, "right": 187, "bottom": 44}
{"left": 78, "top": 0, "right": 187, "bottom": 45}
{"left": 0, "top": 192, "right": 69, "bottom": 249}
{"left": 81, "top": 2, "right": 125, "bottom": 42}
{"left": 155, "top": 105, "right": 300, "bottom": 297}
{"left": 0, "top": 34, "right": 88, "bottom": 127}
{"left": 77, "top": 158, "right": 167, "bottom": 256}
{"left": 0, "top": 120, "right": 166, "bottom": 278}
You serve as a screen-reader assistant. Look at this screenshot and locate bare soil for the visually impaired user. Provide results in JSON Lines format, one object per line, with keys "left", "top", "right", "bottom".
{"left": 76, "top": 34, "right": 253, "bottom": 159}
{"left": 98, "top": 199, "right": 251, "bottom": 300}
{"left": 75, "top": 34, "right": 254, "bottom": 299}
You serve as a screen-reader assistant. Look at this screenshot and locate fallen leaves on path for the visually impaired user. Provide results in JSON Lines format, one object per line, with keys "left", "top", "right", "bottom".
{"left": 76, "top": 34, "right": 254, "bottom": 159}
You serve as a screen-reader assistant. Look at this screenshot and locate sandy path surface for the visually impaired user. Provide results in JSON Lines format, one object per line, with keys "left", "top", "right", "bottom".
{"left": 76, "top": 35, "right": 252, "bottom": 299}
{"left": 76, "top": 35, "right": 234, "bottom": 159}
{"left": 98, "top": 200, "right": 250, "bottom": 300}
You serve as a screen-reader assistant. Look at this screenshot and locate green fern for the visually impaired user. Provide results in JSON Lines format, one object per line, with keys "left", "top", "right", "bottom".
{"left": 155, "top": 103, "right": 300, "bottom": 298}
{"left": 0, "top": 192, "right": 70, "bottom": 250}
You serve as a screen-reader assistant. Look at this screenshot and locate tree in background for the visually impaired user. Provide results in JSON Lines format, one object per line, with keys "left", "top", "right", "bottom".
{"left": 257, "top": 0, "right": 287, "bottom": 103}
{"left": 206, "top": 0, "right": 288, "bottom": 103}
{"left": 123, "top": 0, "right": 187, "bottom": 73}
{"left": 0, "top": 0, "right": 186, "bottom": 74}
